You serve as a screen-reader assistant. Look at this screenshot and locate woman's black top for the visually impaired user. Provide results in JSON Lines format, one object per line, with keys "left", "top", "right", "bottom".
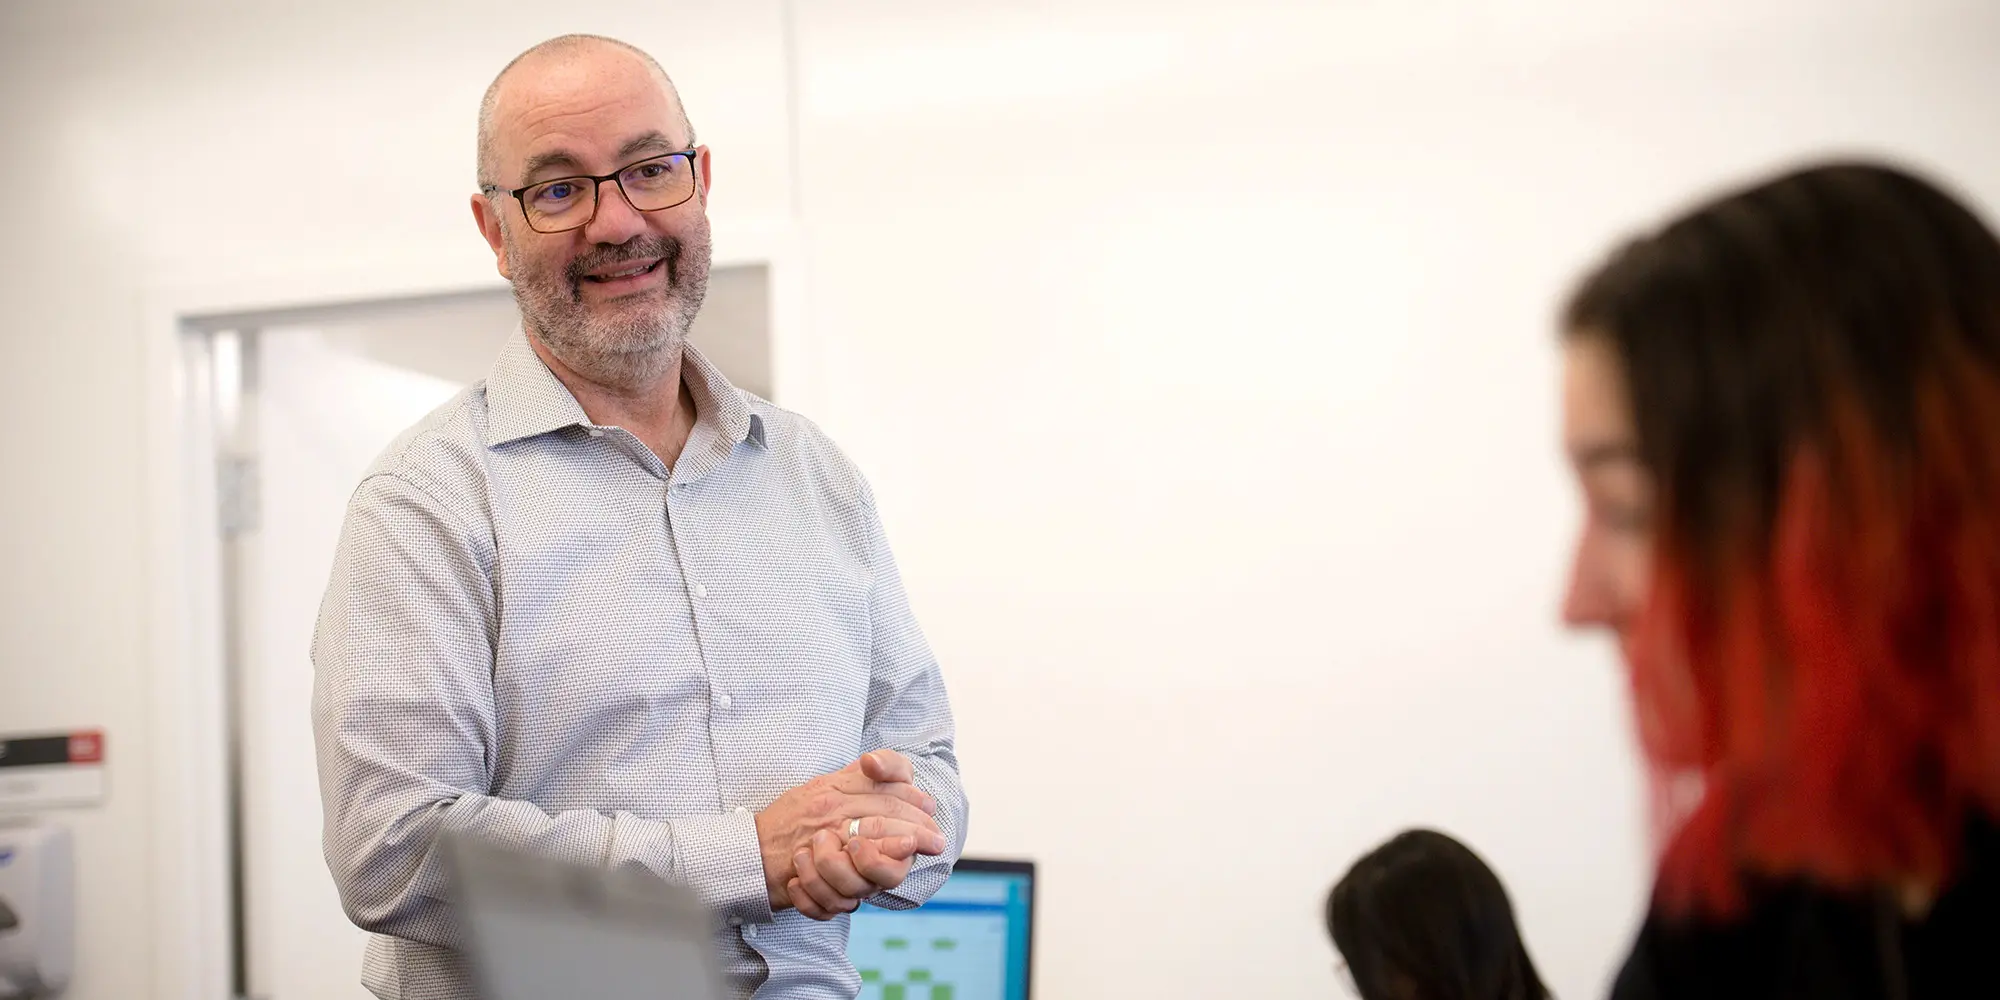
{"left": 1612, "top": 816, "right": 2000, "bottom": 999}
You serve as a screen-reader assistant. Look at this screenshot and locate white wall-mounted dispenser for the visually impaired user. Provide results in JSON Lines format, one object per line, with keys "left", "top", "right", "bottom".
{"left": 0, "top": 820, "right": 73, "bottom": 998}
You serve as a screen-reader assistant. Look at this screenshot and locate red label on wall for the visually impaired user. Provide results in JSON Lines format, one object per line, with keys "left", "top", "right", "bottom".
{"left": 68, "top": 730, "right": 104, "bottom": 764}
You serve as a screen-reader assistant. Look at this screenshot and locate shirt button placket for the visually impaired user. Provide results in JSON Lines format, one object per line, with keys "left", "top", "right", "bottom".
{"left": 671, "top": 481, "right": 735, "bottom": 799}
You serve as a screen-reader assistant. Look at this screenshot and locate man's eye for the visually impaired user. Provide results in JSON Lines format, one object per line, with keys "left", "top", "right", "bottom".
{"left": 533, "top": 181, "right": 584, "bottom": 206}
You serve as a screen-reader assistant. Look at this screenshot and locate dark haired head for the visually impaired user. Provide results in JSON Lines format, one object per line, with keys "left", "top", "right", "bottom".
{"left": 1561, "top": 160, "right": 2000, "bottom": 913}
{"left": 1326, "top": 829, "right": 1549, "bottom": 1000}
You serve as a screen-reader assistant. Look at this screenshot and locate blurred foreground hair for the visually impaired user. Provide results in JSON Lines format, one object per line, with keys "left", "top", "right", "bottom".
{"left": 1565, "top": 160, "right": 2000, "bottom": 914}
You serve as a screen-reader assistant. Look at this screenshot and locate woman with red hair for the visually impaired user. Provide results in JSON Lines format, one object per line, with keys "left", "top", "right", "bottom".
{"left": 1559, "top": 161, "right": 2000, "bottom": 998}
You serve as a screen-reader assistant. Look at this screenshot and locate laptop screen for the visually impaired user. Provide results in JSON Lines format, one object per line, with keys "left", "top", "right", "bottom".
{"left": 848, "top": 859, "right": 1034, "bottom": 1000}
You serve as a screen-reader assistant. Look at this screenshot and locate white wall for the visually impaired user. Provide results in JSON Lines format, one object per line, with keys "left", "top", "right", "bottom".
{"left": 788, "top": 2, "right": 2000, "bottom": 997}
{"left": 3, "top": 1, "right": 2000, "bottom": 999}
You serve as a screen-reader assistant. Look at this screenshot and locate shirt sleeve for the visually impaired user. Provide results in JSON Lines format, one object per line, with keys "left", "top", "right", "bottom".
{"left": 311, "top": 472, "right": 773, "bottom": 948}
{"left": 853, "top": 480, "right": 970, "bottom": 910}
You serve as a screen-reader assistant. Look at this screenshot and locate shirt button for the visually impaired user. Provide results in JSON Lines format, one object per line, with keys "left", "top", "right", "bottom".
{"left": 587, "top": 428, "right": 605, "bottom": 438}
{"left": 733, "top": 806, "right": 748, "bottom": 816}
{"left": 745, "top": 924, "right": 759, "bottom": 940}
{"left": 718, "top": 694, "right": 734, "bottom": 711}
{"left": 728, "top": 916, "right": 742, "bottom": 928}
{"left": 694, "top": 583, "right": 709, "bottom": 599}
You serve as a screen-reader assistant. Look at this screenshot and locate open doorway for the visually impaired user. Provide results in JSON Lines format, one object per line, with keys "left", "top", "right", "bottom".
{"left": 181, "top": 264, "right": 772, "bottom": 1000}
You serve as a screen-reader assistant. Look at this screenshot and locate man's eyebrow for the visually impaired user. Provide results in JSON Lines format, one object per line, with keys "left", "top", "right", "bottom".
{"left": 519, "top": 149, "right": 584, "bottom": 183}
{"left": 516, "top": 132, "right": 682, "bottom": 186}
{"left": 617, "top": 131, "right": 679, "bottom": 160}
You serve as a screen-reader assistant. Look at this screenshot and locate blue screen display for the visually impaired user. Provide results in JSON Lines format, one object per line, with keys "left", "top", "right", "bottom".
{"left": 847, "top": 867, "right": 1031, "bottom": 1000}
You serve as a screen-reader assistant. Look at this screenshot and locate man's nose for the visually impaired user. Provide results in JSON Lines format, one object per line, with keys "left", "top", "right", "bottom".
{"left": 582, "top": 180, "right": 649, "bottom": 245}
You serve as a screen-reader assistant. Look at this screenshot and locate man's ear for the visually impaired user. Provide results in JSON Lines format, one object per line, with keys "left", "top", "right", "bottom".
{"left": 471, "top": 193, "right": 511, "bottom": 279}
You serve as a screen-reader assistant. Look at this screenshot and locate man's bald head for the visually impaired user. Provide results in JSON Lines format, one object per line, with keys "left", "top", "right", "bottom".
{"left": 476, "top": 34, "right": 695, "bottom": 189}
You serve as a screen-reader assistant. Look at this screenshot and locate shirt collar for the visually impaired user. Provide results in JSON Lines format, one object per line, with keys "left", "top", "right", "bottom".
{"left": 485, "top": 328, "right": 588, "bottom": 447}
{"left": 681, "top": 341, "right": 765, "bottom": 453}
{"left": 484, "top": 327, "right": 766, "bottom": 453}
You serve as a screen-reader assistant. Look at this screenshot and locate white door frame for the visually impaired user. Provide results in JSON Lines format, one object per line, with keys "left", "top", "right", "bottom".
{"left": 138, "top": 222, "right": 809, "bottom": 1000}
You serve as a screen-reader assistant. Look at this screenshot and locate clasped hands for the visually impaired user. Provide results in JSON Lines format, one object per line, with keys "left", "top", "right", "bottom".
{"left": 754, "top": 750, "right": 945, "bottom": 921}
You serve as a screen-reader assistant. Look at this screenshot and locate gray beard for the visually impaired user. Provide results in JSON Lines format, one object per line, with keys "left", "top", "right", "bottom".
{"left": 507, "top": 229, "right": 712, "bottom": 390}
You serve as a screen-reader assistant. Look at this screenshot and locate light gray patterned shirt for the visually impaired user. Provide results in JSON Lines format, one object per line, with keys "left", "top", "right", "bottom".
{"left": 311, "top": 330, "right": 967, "bottom": 1000}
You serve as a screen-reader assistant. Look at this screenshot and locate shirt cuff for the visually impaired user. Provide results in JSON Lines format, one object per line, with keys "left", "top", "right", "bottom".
{"left": 616, "top": 809, "right": 775, "bottom": 927}
{"left": 867, "top": 854, "right": 951, "bottom": 910}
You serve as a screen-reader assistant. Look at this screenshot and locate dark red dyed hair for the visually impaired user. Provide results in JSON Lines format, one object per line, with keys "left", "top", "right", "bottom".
{"left": 1564, "top": 161, "right": 2000, "bottom": 915}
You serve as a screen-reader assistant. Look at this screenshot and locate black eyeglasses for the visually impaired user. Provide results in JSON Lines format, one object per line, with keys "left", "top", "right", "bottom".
{"left": 482, "top": 149, "right": 698, "bottom": 234}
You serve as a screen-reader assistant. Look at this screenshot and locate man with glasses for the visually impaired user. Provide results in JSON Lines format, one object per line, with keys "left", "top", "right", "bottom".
{"left": 311, "top": 34, "right": 968, "bottom": 1000}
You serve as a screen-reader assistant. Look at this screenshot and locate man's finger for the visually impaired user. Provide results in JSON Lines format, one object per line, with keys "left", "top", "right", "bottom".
{"left": 855, "top": 834, "right": 920, "bottom": 862}
{"left": 821, "top": 767, "right": 935, "bottom": 817}
{"left": 849, "top": 816, "right": 946, "bottom": 856}
{"left": 845, "top": 793, "right": 941, "bottom": 833}
{"left": 848, "top": 836, "right": 915, "bottom": 892}
{"left": 787, "top": 878, "right": 835, "bottom": 921}
{"left": 791, "top": 847, "right": 856, "bottom": 916}
{"left": 821, "top": 768, "right": 932, "bottom": 813}
{"left": 873, "top": 779, "right": 938, "bottom": 818}
{"left": 812, "top": 830, "right": 875, "bottom": 899}
{"left": 859, "top": 750, "right": 913, "bottom": 785}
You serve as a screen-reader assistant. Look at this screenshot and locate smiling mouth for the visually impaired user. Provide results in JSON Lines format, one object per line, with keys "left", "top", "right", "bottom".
{"left": 584, "top": 259, "right": 665, "bottom": 283}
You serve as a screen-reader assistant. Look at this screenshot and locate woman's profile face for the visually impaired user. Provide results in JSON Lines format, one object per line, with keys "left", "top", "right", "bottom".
{"left": 1560, "top": 336, "right": 1654, "bottom": 643}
